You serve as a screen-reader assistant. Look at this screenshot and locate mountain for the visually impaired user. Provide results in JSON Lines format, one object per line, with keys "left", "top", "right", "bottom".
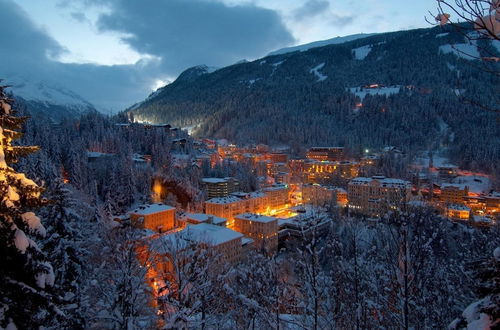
{"left": 2, "top": 75, "right": 96, "bottom": 121}
{"left": 128, "top": 26, "right": 500, "bottom": 173}
{"left": 268, "top": 33, "right": 377, "bottom": 56}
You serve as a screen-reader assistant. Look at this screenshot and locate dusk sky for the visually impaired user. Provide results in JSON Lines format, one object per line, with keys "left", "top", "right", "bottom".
{"left": 2, "top": 0, "right": 437, "bottom": 111}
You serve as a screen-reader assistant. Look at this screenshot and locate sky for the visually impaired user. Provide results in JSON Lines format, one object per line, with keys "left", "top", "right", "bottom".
{"left": 1, "top": 0, "right": 437, "bottom": 112}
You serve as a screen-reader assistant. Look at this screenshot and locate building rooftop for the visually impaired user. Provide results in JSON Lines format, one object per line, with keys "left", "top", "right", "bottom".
{"left": 448, "top": 204, "right": 471, "bottom": 211}
{"left": 263, "top": 184, "right": 289, "bottom": 192}
{"left": 184, "top": 212, "right": 226, "bottom": 225}
{"left": 130, "top": 203, "right": 175, "bottom": 216}
{"left": 202, "top": 177, "right": 234, "bottom": 184}
{"left": 236, "top": 213, "right": 277, "bottom": 223}
{"left": 205, "top": 195, "right": 242, "bottom": 204}
{"left": 151, "top": 223, "right": 243, "bottom": 253}
{"left": 441, "top": 183, "right": 468, "bottom": 190}
{"left": 349, "top": 176, "right": 411, "bottom": 187}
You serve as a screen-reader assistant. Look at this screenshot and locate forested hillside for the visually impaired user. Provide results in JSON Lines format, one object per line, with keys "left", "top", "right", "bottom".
{"left": 130, "top": 25, "right": 500, "bottom": 176}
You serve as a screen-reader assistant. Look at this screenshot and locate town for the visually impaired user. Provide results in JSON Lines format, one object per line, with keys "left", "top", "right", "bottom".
{"left": 101, "top": 123, "right": 499, "bottom": 318}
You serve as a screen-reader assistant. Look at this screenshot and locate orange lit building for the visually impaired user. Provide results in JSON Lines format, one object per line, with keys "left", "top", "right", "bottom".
{"left": 233, "top": 213, "right": 278, "bottom": 255}
{"left": 262, "top": 184, "right": 290, "bottom": 212}
{"left": 306, "top": 147, "right": 344, "bottom": 161}
{"left": 202, "top": 177, "right": 240, "bottom": 199}
{"left": 440, "top": 184, "right": 468, "bottom": 205}
{"left": 129, "top": 204, "right": 176, "bottom": 232}
{"left": 348, "top": 176, "right": 412, "bottom": 217}
{"left": 304, "top": 160, "right": 359, "bottom": 183}
{"left": 447, "top": 204, "right": 471, "bottom": 220}
{"left": 205, "top": 192, "right": 267, "bottom": 222}
{"left": 302, "top": 184, "right": 347, "bottom": 206}
{"left": 484, "top": 193, "right": 500, "bottom": 215}
{"left": 267, "top": 152, "right": 289, "bottom": 163}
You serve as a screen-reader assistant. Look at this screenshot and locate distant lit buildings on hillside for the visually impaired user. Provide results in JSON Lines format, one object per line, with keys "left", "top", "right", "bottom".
{"left": 306, "top": 147, "right": 344, "bottom": 161}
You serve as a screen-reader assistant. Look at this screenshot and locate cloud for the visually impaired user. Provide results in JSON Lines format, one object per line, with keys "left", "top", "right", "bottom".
{"left": 0, "top": 0, "right": 160, "bottom": 111}
{"left": 329, "top": 13, "right": 354, "bottom": 27}
{"left": 293, "top": 0, "right": 330, "bottom": 21}
{"left": 0, "top": 0, "right": 294, "bottom": 111}
{"left": 95, "top": 0, "right": 295, "bottom": 74}
{"left": 70, "top": 11, "right": 89, "bottom": 23}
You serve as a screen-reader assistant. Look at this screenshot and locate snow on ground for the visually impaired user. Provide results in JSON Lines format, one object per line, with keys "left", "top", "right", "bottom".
{"left": 416, "top": 154, "right": 456, "bottom": 168}
{"left": 268, "top": 33, "right": 376, "bottom": 56}
{"left": 435, "top": 32, "right": 449, "bottom": 38}
{"left": 353, "top": 45, "right": 372, "bottom": 60}
{"left": 452, "top": 173, "right": 491, "bottom": 194}
{"left": 493, "top": 40, "right": 500, "bottom": 53}
{"left": 348, "top": 86, "right": 401, "bottom": 100}
{"left": 309, "top": 63, "right": 327, "bottom": 82}
{"left": 3, "top": 74, "right": 95, "bottom": 110}
{"left": 439, "top": 43, "right": 480, "bottom": 60}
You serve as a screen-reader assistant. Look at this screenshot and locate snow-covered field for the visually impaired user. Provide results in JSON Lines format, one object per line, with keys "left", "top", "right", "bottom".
{"left": 353, "top": 45, "right": 372, "bottom": 60}
{"left": 348, "top": 86, "right": 401, "bottom": 100}
{"left": 309, "top": 63, "right": 327, "bottom": 82}
{"left": 439, "top": 43, "right": 480, "bottom": 60}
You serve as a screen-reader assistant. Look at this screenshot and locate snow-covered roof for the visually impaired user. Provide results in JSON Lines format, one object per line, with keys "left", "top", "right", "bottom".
{"left": 448, "top": 204, "right": 470, "bottom": 211}
{"left": 202, "top": 177, "right": 232, "bottom": 184}
{"left": 263, "top": 184, "right": 289, "bottom": 192}
{"left": 242, "top": 237, "right": 254, "bottom": 246}
{"left": 205, "top": 195, "right": 242, "bottom": 204}
{"left": 150, "top": 223, "right": 243, "bottom": 253}
{"left": 235, "top": 213, "right": 277, "bottom": 223}
{"left": 184, "top": 212, "right": 226, "bottom": 225}
{"left": 441, "top": 183, "right": 468, "bottom": 190}
{"left": 349, "top": 176, "right": 411, "bottom": 187}
{"left": 130, "top": 203, "right": 175, "bottom": 216}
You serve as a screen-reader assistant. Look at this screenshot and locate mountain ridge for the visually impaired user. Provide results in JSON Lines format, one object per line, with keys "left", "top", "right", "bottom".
{"left": 128, "top": 25, "right": 499, "bottom": 173}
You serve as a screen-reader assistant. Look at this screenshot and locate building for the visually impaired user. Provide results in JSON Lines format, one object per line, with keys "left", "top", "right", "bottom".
{"left": 181, "top": 212, "right": 227, "bottom": 227}
{"left": 447, "top": 204, "right": 471, "bottom": 220}
{"left": 129, "top": 203, "right": 176, "bottom": 232}
{"left": 274, "top": 171, "right": 291, "bottom": 184}
{"left": 306, "top": 147, "right": 344, "bottom": 161}
{"left": 267, "top": 152, "right": 288, "bottom": 163}
{"left": 147, "top": 223, "right": 244, "bottom": 284}
{"left": 304, "top": 160, "right": 359, "bottom": 183}
{"left": 205, "top": 192, "right": 267, "bottom": 222}
{"left": 202, "top": 177, "right": 240, "bottom": 199}
{"left": 440, "top": 184, "right": 468, "bottom": 205}
{"left": 348, "top": 176, "right": 412, "bottom": 217}
{"left": 437, "top": 166, "right": 458, "bottom": 179}
{"left": 233, "top": 213, "right": 278, "bottom": 255}
{"left": 484, "top": 193, "right": 500, "bottom": 215}
{"left": 302, "top": 184, "right": 347, "bottom": 206}
{"left": 262, "top": 184, "right": 290, "bottom": 212}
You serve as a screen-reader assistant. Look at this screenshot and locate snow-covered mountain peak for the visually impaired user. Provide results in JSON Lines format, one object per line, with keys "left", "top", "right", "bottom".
{"left": 4, "top": 75, "right": 95, "bottom": 110}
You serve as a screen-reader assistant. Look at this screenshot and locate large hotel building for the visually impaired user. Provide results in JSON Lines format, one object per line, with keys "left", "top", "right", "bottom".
{"left": 306, "top": 147, "right": 344, "bottom": 161}
{"left": 348, "top": 176, "right": 412, "bottom": 217}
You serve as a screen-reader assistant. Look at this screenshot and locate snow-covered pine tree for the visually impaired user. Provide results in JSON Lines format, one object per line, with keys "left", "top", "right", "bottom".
{"left": 41, "top": 179, "right": 86, "bottom": 328}
{"left": 0, "top": 83, "right": 61, "bottom": 328}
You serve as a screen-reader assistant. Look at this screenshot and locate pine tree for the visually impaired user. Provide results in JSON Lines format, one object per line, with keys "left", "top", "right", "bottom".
{"left": 41, "top": 179, "right": 86, "bottom": 328}
{"left": 0, "top": 83, "right": 62, "bottom": 328}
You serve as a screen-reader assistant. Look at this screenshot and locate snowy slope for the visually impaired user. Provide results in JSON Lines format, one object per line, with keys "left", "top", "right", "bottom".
{"left": 2, "top": 74, "right": 96, "bottom": 120}
{"left": 268, "top": 33, "right": 377, "bottom": 56}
